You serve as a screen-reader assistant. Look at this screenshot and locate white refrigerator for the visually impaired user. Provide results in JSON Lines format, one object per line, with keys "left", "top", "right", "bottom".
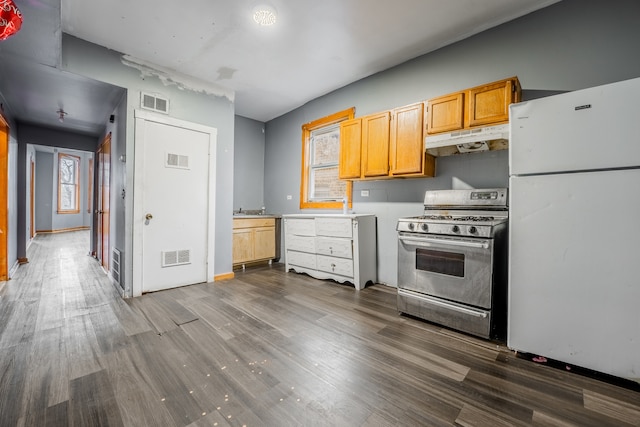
{"left": 508, "top": 76, "right": 640, "bottom": 382}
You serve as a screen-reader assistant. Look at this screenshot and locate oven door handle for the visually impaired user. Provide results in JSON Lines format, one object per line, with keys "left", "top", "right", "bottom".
{"left": 398, "top": 289, "right": 488, "bottom": 318}
{"left": 398, "top": 235, "right": 489, "bottom": 249}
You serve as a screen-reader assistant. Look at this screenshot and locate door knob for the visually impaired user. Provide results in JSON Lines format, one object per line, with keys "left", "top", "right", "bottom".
{"left": 145, "top": 213, "right": 153, "bottom": 220}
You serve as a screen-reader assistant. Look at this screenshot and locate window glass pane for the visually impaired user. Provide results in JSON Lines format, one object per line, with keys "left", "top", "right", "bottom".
{"left": 310, "top": 166, "right": 347, "bottom": 200}
{"left": 60, "top": 157, "right": 76, "bottom": 184}
{"left": 60, "top": 183, "right": 76, "bottom": 210}
{"left": 311, "top": 126, "right": 340, "bottom": 167}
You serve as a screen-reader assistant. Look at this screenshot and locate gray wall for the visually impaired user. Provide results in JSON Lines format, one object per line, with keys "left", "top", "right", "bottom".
{"left": 262, "top": 0, "right": 640, "bottom": 286}
{"left": 61, "top": 35, "right": 236, "bottom": 294}
{"left": 34, "top": 151, "right": 53, "bottom": 232}
{"left": 233, "top": 115, "right": 266, "bottom": 211}
{"left": 100, "top": 93, "right": 128, "bottom": 285}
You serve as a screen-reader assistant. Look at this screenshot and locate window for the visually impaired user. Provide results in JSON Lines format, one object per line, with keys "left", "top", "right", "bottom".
{"left": 58, "top": 153, "right": 80, "bottom": 214}
{"left": 300, "top": 107, "right": 354, "bottom": 209}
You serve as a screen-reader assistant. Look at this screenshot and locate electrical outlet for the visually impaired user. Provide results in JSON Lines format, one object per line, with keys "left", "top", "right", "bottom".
{"left": 286, "top": 195, "right": 292, "bottom": 200}
{"left": 360, "top": 190, "right": 370, "bottom": 197}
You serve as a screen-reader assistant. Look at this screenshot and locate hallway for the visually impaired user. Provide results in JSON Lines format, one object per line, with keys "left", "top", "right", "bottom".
{"left": 1, "top": 231, "right": 640, "bottom": 426}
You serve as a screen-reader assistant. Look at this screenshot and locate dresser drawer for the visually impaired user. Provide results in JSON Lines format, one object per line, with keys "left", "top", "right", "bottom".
{"left": 287, "top": 250, "right": 317, "bottom": 270}
{"left": 285, "top": 218, "right": 316, "bottom": 236}
{"left": 316, "top": 237, "right": 352, "bottom": 259}
{"left": 286, "top": 234, "right": 316, "bottom": 253}
{"left": 315, "top": 217, "right": 352, "bottom": 238}
{"left": 317, "top": 255, "right": 353, "bottom": 277}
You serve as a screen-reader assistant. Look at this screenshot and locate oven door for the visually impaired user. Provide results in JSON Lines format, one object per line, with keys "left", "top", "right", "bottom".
{"left": 397, "top": 232, "right": 494, "bottom": 309}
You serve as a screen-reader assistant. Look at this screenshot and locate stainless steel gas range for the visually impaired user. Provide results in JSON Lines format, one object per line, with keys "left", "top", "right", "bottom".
{"left": 396, "top": 188, "right": 508, "bottom": 340}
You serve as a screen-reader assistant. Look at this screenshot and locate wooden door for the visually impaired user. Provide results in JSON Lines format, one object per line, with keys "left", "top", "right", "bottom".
{"left": 0, "top": 115, "right": 8, "bottom": 280}
{"left": 426, "top": 92, "right": 465, "bottom": 134}
{"left": 338, "top": 118, "right": 362, "bottom": 179}
{"left": 30, "top": 160, "right": 35, "bottom": 239}
{"left": 361, "top": 112, "right": 390, "bottom": 178}
{"left": 390, "top": 102, "right": 425, "bottom": 176}
{"left": 467, "top": 77, "right": 520, "bottom": 127}
{"left": 98, "top": 133, "right": 111, "bottom": 272}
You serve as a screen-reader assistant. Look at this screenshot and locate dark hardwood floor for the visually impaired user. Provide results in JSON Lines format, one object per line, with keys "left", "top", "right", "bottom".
{"left": 1, "top": 231, "right": 640, "bottom": 426}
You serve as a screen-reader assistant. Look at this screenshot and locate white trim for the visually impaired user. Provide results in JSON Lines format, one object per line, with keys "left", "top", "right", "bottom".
{"left": 132, "top": 110, "right": 217, "bottom": 297}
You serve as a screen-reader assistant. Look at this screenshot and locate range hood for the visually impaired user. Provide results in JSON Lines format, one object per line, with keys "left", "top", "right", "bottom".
{"left": 424, "top": 123, "right": 509, "bottom": 157}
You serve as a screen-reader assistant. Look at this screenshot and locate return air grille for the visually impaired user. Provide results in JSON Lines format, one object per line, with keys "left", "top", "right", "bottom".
{"left": 141, "top": 92, "right": 170, "bottom": 114}
{"left": 112, "top": 247, "right": 123, "bottom": 289}
{"left": 166, "top": 152, "right": 189, "bottom": 169}
{"left": 162, "top": 249, "right": 191, "bottom": 267}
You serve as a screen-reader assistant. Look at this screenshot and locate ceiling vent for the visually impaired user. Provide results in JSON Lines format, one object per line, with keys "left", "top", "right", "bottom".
{"left": 141, "top": 92, "right": 169, "bottom": 114}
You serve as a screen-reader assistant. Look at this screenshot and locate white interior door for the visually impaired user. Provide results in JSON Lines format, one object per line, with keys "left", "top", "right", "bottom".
{"left": 138, "top": 115, "right": 213, "bottom": 293}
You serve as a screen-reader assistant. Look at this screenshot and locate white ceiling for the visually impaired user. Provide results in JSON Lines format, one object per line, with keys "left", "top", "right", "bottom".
{"left": 0, "top": 0, "right": 561, "bottom": 134}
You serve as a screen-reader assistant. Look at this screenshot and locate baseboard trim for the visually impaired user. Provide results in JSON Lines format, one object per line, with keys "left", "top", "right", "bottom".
{"left": 36, "top": 226, "right": 90, "bottom": 234}
{"left": 214, "top": 272, "right": 235, "bottom": 281}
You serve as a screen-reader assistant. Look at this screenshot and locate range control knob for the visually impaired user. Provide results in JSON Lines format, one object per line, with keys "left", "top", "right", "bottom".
{"left": 408, "top": 223, "right": 415, "bottom": 231}
{"left": 469, "top": 226, "right": 477, "bottom": 234}
{"left": 452, "top": 225, "right": 460, "bottom": 233}
{"left": 420, "top": 223, "right": 428, "bottom": 232}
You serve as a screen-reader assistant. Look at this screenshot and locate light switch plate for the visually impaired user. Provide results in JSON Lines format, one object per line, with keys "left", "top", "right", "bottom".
{"left": 286, "top": 195, "right": 292, "bottom": 200}
{"left": 360, "top": 190, "right": 370, "bottom": 197}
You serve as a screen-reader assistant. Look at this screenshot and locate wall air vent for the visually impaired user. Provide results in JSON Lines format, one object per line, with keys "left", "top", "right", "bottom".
{"left": 162, "top": 249, "right": 191, "bottom": 268}
{"left": 165, "top": 152, "right": 189, "bottom": 169}
{"left": 141, "top": 92, "right": 170, "bottom": 114}
{"left": 112, "top": 247, "right": 123, "bottom": 289}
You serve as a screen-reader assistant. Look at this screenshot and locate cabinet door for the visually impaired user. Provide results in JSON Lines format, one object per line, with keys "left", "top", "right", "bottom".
{"left": 467, "top": 78, "right": 518, "bottom": 127}
{"left": 339, "top": 118, "right": 362, "bottom": 179}
{"left": 361, "top": 112, "right": 390, "bottom": 177}
{"left": 426, "top": 92, "right": 464, "bottom": 134}
{"left": 232, "top": 228, "right": 253, "bottom": 264}
{"left": 254, "top": 226, "right": 275, "bottom": 260}
{"left": 390, "top": 102, "right": 425, "bottom": 176}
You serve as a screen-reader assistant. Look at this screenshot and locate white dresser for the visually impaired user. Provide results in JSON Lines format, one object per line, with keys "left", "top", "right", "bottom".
{"left": 283, "top": 214, "right": 377, "bottom": 290}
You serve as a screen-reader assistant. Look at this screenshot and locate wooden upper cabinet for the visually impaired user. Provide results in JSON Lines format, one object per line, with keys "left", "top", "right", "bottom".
{"left": 426, "top": 92, "right": 465, "bottom": 134}
{"left": 390, "top": 102, "right": 434, "bottom": 177}
{"left": 426, "top": 76, "right": 521, "bottom": 135}
{"left": 339, "top": 118, "right": 362, "bottom": 180}
{"left": 467, "top": 77, "right": 521, "bottom": 127}
{"left": 361, "top": 111, "right": 390, "bottom": 177}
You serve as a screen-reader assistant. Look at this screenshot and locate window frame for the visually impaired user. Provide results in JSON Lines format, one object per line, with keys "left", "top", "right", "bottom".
{"left": 300, "top": 107, "right": 355, "bottom": 210}
{"left": 57, "top": 152, "right": 81, "bottom": 214}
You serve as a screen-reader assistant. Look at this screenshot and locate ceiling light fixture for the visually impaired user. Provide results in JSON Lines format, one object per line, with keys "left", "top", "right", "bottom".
{"left": 57, "top": 109, "right": 67, "bottom": 123}
{"left": 252, "top": 5, "right": 277, "bottom": 26}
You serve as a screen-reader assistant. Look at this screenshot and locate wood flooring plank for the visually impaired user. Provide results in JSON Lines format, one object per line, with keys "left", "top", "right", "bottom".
{"left": 0, "top": 299, "right": 39, "bottom": 349}
{"left": 69, "top": 370, "right": 125, "bottom": 427}
{"left": 88, "top": 305, "right": 131, "bottom": 356}
{"left": 455, "top": 402, "right": 527, "bottom": 427}
{"left": 20, "top": 326, "right": 69, "bottom": 420}
{"left": 64, "top": 314, "right": 105, "bottom": 380}
{"left": 45, "top": 400, "right": 70, "bottom": 427}
{"left": 583, "top": 389, "right": 640, "bottom": 425}
{"left": 0, "top": 341, "right": 31, "bottom": 427}
{"left": 100, "top": 347, "right": 179, "bottom": 427}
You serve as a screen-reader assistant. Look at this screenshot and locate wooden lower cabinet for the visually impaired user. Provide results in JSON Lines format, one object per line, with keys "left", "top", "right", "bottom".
{"left": 283, "top": 214, "right": 377, "bottom": 290}
{"left": 232, "top": 217, "right": 276, "bottom": 268}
